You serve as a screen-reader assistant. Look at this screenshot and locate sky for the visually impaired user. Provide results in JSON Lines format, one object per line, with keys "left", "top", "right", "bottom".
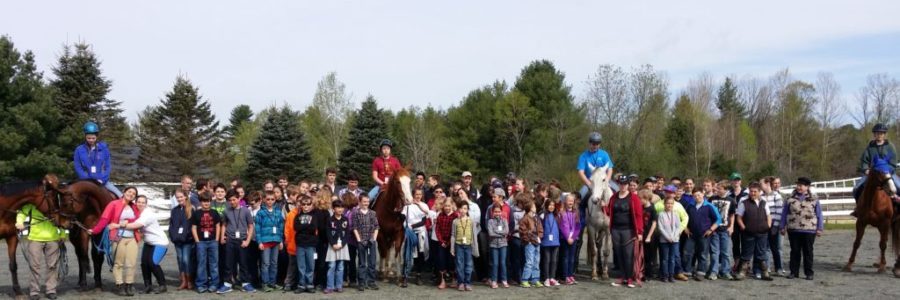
{"left": 2, "top": 0, "right": 899, "bottom": 125}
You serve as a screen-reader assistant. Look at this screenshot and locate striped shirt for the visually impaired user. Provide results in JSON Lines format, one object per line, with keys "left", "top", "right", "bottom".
{"left": 762, "top": 192, "right": 784, "bottom": 229}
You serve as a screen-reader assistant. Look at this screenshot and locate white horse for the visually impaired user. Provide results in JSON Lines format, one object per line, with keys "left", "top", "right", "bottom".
{"left": 584, "top": 163, "right": 613, "bottom": 280}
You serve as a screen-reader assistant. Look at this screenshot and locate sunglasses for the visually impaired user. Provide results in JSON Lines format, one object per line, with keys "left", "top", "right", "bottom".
{"left": 301, "top": 203, "right": 313, "bottom": 206}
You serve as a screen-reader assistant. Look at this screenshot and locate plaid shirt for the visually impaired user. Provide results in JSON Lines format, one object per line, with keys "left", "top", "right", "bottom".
{"left": 352, "top": 209, "right": 379, "bottom": 243}
{"left": 435, "top": 212, "right": 458, "bottom": 245}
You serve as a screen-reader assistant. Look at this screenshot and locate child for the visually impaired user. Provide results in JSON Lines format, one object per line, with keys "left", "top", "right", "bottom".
{"left": 435, "top": 198, "right": 458, "bottom": 289}
{"left": 519, "top": 202, "right": 543, "bottom": 288}
{"left": 658, "top": 198, "right": 683, "bottom": 282}
{"left": 192, "top": 192, "right": 222, "bottom": 293}
{"left": 558, "top": 193, "right": 581, "bottom": 285}
{"left": 218, "top": 189, "right": 256, "bottom": 294}
{"left": 735, "top": 183, "right": 773, "bottom": 281}
{"left": 293, "top": 197, "right": 320, "bottom": 293}
{"left": 684, "top": 188, "right": 720, "bottom": 281}
{"left": 638, "top": 189, "right": 658, "bottom": 281}
{"left": 540, "top": 200, "right": 560, "bottom": 287}
{"left": 401, "top": 189, "right": 433, "bottom": 287}
{"left": 352, "top": 195, "right": 379, "bottom": 291}
{"left": 708, "top": 181, "right": 736, "bottom": 280}
{"left": 325, "top": 200, "right": 350, "bottom": 294}
{"left": 487, "top": 202, "right": 509, "bottom": 289}
{"left": 255, "top": 191, "right": 284, "bottom": 292}
{"left": 654, "top": 185, "right": 689, "bottom": 281}
{"left": 450, "top": 202, "right": 475, "bottom": 292}
{"left": 282, "top": 186, "right": 301, "bottom": 291}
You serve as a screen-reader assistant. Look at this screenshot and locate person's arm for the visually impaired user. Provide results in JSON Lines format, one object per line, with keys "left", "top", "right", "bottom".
{"left": 192, "top": 224, "right": 200, "bottom": 243}
{"left": 815, "top": 200, "right": 824, "bottom": 236}
{"left": 780, "top": 202, "right": 790, "bottom": 234}
{"left": 73, "top": 147, "right": 89, "bottom": 179}
{"left": 577, "top": 170, "right": 591, "bottom": 187}
{"left": 677, "top": 204, "right": 689, "bottom": 231}
{"left": 646, "top": 220, "right": 657, "bottom": 243}
{"left": 860, "top": 147, "right": 871, "bottom": 174}
{"left": 450, "top": 219, "right": 457, "bottom": 255}
{"left": 706, "top": 209, "right": 718, "bottom": 235}
{"left": 215, "top": 219, "right": 222, "bottom": 243}
{"left": 371, "top": 169, "right": 382, "bottom": 186}
{"left": 727, "top": 214, "right": 735, "bottom": 235}
{"left": 90, "top": 204, "right": 114, "bottom": 234}
{"left": 100, "top": 143, "right": 112, "bottom": 183}
{"left": 371, "top": 212, "right": 379, "bottom": 242}
{"left": 244, "top": 214, "right": 254, "bottom": 247}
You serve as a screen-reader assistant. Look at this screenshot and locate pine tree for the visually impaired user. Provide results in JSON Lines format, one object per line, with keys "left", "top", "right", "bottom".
{"left": 223, "top": 104, "right": 253, "bottom": 139}
{"left": 0, "top": 36, "right": 70, "bottom": 181}
{"left": 50, "top": 42, "right": 134, "bottom": 181}
{"left": 136, "top": 76, "right": 221, "bottom": 181}
{"left": 243, "top": 106, "right": 314, "bottom": 188}
{"left": 337, "top": 96, "right": 390, "bottom": 187}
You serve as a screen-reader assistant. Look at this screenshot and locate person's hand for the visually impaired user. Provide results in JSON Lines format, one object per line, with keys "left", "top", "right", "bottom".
{"left": 816, "top": 230, "right": 822, "bottom": 237}
{"left": 219, "top": 238, "right": 226, "bottom": 245}
{"left": 685, "top": 231, "right": 692, "bottom": 238}
{"left": 109, "top": 223, "right": 119, "bottom": 230}
{"left": 636, "top": 234, "right": 643, "bottom": 242}
{"left": 567, "top": 238, "right": 575, "bottom": 245}
{"left": 727, "top": 227, "right": 733, "bottom": 235}
{"left": 333, "top": 244, "right": 340, "bottom": 251}
{"left": 15, "top": 223, "right": 24, "bottom": 230}
{"left": 258, "top": 244, "right": 264, "bottom": 250}
{"left": 279, "top": 243, "right": 284, "bottom": 250}
{"left": 450, "top": 249, "right": 455, "bottom": 256}
{"left": 644, "top": 236, "right": 652, "bottom": 243}
{"left": 780, "top": 229, "right": 787, "bottom": 236}
{"left": 87, "top": 229, "right": 93, "bottom": 235}
{"left": 704, "top": 230, "right": 712, "bottom": 237}
{"left": 865, "top": 169, "right": 870, "bottom": 175}
{"left": 241, "top": 240, "right": 249, "bottom": 248}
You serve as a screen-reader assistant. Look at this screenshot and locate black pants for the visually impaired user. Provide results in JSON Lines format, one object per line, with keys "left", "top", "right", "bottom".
{"left": 508, "top": 237, "right": 523, "bottom": 283}
{"left": 247, "top": 240, "right": 260, "bottom": 287}
{"left": 345, "top": 244, "right": 358, "bottom": 285}
{"left": 644, "top": 237, "right": 659, "bottom": 278}
{"left": 314, "top": 242, "right": 328, "bottom": 288}
{"left": 540, "top": 246, "right": 559, "bottom": 281}
{"left": 611, "top": 228, "right": 635, "bottom": 281}
{"left": 732, "top": 227, "right": 743, "bottom": 266}
{"left": 276, "top": 248, "right": 289, "bottom": 285}
{"left": 140, "top": 243, "right": 166, "bottom": 287}
{"left": 223, "top": 239, "right": 251, "bottom": 285}
{"left": 788, "top": 232, "right": 815, "bottom": 276}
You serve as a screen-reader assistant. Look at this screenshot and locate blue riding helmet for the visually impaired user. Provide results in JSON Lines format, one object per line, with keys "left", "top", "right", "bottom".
{"left": 83, "top": 121, "right": 100, "bottom": 135}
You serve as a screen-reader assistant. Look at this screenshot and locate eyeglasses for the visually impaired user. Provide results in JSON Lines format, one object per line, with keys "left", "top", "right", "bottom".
{"left": 265, "top": 198, "right": 275, "bottom": 201}
{"left": 300, "top": 203, "right": 313, "bottom": 206}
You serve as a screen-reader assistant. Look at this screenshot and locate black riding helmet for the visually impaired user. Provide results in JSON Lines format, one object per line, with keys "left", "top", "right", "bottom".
{"left": 873, "top": 123, "right": 888, "bottom": 133}
{"left": 589, "top": 132, "right": 602, "bottom": 144}
{"left": 380, "top": 139, "right": 393, "bottom": 148}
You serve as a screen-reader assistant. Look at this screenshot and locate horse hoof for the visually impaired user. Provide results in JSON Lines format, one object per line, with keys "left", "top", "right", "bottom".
{"left": 591, "top": 276, "right": 598, "bottom": 281}
{"left": 842, "top": 265, "right": 853, "bottom": 272}
{"left": 877, "top": 267, "right": 887, "bottom": 274}
{"left": 893, "top": 268, "right": 900, "bottom": 278}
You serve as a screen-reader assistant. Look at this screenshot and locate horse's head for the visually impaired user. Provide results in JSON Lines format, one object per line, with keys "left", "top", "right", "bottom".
{"left": 396, "top": 168, "right": 413, "bottom": 204}
{"left": 588, "top": 163, "right": 610, "bottom": 204}
{"left": 40, "top": 174, "right": 72, "bottom": 230}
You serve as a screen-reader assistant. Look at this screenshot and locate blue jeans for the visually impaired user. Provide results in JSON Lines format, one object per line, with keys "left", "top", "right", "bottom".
{"left": 683, "top": 234, "right": 710, "bottom": 275}
{"left": 508, "top": 238, "right": 523, "bottom": 283}
{"left": 659, "top": 242, "right": 678, "bottom": 277}
{"left": 561, "top": 241, "right": 577, "bottom": 277}
{"left": 672, "top": 239, "right": 682, "bottom": 274}
{"left": 768, "top": 229, "right": 783, "bottom": 271}
{"left": 327, "top": 261, "right": 344, "bottom": 290}
{"left": 455, "top": 244, "right": 473, "bottom": 285}
{"left": 104, "top": 181, "right": 123, "bottom": 198}
{"left": 174, "top": 243, "right": 194, "bottom": 274}
{"left": 260, "top": 246, "right": 279, "bottom": 285}
{"left": 368, "top": 185, "right": 380, "bottom": 203}
{"left": 490, "top": 247, "right": 507, "bottom": 282}
{"left": 296, "top": 246, "right": 315, "bottom": 289}
{"left": 357, "top": 242, "right": 377, "bottom": 285}
{"left": 740, "top": 233, "right": 769, "bottom": 263}
{"left": 522, "top": 243, "right": 540, "bottom": 283}
{"left": 195, "top": 240, "right": 219, "bottom": 290}
{"left": 709, "top": 230, "right": 732, "bottom": 276}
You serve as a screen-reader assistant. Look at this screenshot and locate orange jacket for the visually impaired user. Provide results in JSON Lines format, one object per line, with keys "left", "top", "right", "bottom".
{"left": 284, "top": 207, "right": 299, "bottom": 255}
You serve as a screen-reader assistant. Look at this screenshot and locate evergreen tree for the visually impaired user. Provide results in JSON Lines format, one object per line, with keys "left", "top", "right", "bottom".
{"left": 243, "top": 106, "right": 314, "bottom": 188}
{"left": 337, "top": 95, "right": 390, "bottom": 187}
{"left": 0, "top": 36, "right": 70, "bottom": 181}
{"left": 50, "top": 42, "right": 134, "bottom": 181}
{"left": 444, "top": 82, "right": 507, "bottom": 178}
{"left": 136, "top": 76, "right": 221, "bottom": 181}
{"left": 223, "top": 104, "right": 253, "bottom": 139}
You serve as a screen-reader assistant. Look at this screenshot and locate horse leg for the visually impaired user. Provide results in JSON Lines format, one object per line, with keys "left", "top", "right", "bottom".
{"left": 91, "top": 239, "right": 103, "bottom": 289}
{"left": 587, "top": 232, "right": 597, "bottom": 280}
{"left": 844, "top": 221, "right": 866, "bottom": 272}
{"left": 393, "top": 236, "right": 403, "bottom": 279}
{"left": 8, "top": 236, "right": 22, "bottom": 296}
{"left": 876, "top": 223, "right": 889, "bottom": 273}
{"left": 70, "top": 233, "right": 89, "bottom": 291}
{"left": 600, "top": 230, "right": 611, "bottom": 280}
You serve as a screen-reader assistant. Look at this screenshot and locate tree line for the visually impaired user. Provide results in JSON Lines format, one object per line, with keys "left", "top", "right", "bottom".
{"left": 1, "top": 35, "right": 895, "bottom": 188}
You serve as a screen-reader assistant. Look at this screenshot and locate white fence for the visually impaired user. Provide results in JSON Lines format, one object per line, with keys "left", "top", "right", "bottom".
{"left": 780, "top": 177, "right": 856, "bottom": 220}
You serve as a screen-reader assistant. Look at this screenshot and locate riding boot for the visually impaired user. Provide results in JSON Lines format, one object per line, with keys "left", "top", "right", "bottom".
{"left": 125, "top": 284, "right": 135, "bottom": 297}
{"left": 400, "top": 277, "right": 408, "bottom": 288}
{"left": 140, "top": 282, "right": 153, "bottom": 294}
{"left": 760, "top": 264, "right": 774, "bottom": 281}
{"left": 734, "top": 261, "right": 750, "bottom": 281}
{"left": 153, "top": 284, "right": 167, "bottom": 294}
{"left": 414, "top": 272, "right": 422, "bottom": 285}
{"left": 115, "top": 284, "right": 125, "bottom": 296}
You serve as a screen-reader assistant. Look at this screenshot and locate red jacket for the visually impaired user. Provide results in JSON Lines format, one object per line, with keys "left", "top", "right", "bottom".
{"left": 604, "top": 192, "right": 644, "bottom": 236}
{"left": 91, "top": 198, "right": 142, "bottom": 242}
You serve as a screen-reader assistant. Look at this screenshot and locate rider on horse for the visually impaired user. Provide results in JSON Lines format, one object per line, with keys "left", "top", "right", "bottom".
{"left": 73, "top": 121, "right": 123, "bottom": 198}
{"left": 853, "top": 123, "right": 900, "bottom": 217}
{"left": 577, "top": 132, "right": 614, "bottom": 224}
{"left": 368, "top": 139, "right": 403, "bottom": 211}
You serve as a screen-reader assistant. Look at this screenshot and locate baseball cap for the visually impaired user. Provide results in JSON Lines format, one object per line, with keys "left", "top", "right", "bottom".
{"left": 462, "top": 171, "right": 473, "bottom": 177}
{"left": 663, "top": 185, "right": 677, "bottom": 193}
{"left": 729, "top": 172, "right": 742, "bottom": 181}
{"left": 493, "top": 188, "right": 506, "bottom": 198}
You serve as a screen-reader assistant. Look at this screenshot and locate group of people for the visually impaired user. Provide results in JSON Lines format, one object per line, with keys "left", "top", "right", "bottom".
{"left": 21, "top": 121, "right": 876, "bottom": 299}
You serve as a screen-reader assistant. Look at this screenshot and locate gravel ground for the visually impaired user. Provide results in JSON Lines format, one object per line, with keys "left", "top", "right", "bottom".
{"left": 2, "top": 229, "right": 899, "bottom": 300}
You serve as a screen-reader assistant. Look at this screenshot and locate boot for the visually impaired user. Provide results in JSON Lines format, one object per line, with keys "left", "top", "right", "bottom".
{"left": 125, "top": 284, "right": 135, "bottom": 297}
{"left": 153, "top": 284, "right": 168, "bottom": 294}
{"left": 186, "top": 275, "right": 194, "bottom": 290}
{"left": 734, "top": 261, "right": 750, "bottom": 281}
{"left": 400, "top": 277, "right": 408, "bottom": 288}
{"left": 115, "top": 284, "right": 125, "bottom": 296}
{"left": 178, "top": 273, "right": 187, "bottom": 290}
{"left": 760, "top": 265, "right": 774, "bottom": 281}
{"left": 414, "top": 273, "right": 422, "bottom": 286}
{"left": 140, "top": 283, "right": 153, "bottom": 294}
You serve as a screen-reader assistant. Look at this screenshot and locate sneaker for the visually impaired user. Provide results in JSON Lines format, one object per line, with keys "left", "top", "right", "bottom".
{"left": 501, "top": 281, "right": 509, "bottom": 288}
{"left": 694, "top": 275, "right": 704, "bottom": 281}
{"left": 543, "top": 279, "right": 551, "bottom": 287}
{"left": 458, "top": 284, "right": 465, "bottom": 291}
{"left": 263, "top": 286, "right": 273, "bottom": 292}
{"left": 242, "top": 284, "right": 256, "bottom": 293}
{"left": 674, "top": 273, "right": 689, "bottom": 281}
{"left": 294, "top": 288, "right": 304, "bottom": 294}
{"left": 550, "top": 279, "right": 559, "bottom": 286}
{"left": 357, "top": 285, "right": 366, "bottom": 292}
{"left": 368, "top": 283, "right": 379, "bottom": 290}
{"left": 520, "top": 282, "right": 532, "bottom": 288}
{"left": 491, "top": 281, "right": 498, "bottom": 289}
{"left": 708, "top": 274, "right": 718, "bottom": 281}
{"left": 337, "top": 288, "right": 343, "bottom": 293}
{"left": 323, "top": 289, "right": 333, "bottom": 294}
{"left": 534, "top": 281, "right": 544, "bottom": 287}
{"left": 216, "top": 286, "right": 233, "bottom": 294}
{"left": 197, "top": 287, "right": 207, "bottom": 294}
{"left": 627, "top": 281, "right": 636, "bottom": 288}
{"left": 754, "top": 273, "right": 762, "bottom": 280}
{"left": 610, "top": 281, "right": 622, "bottom": 287}
{"left": 723, "top": 273, "right": 734, "bottom": 280}
{"left": 465, "top": 284, "right": 472, "bottom": 291}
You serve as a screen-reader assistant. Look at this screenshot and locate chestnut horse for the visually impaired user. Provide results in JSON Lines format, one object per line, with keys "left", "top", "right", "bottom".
{"left": 843, "top": 170, "right": 900, "bottom": 277}
{"left": 0, "top": 174, "right": 68, "bottom": 296}
{"left": 374, "top": 167, "right": 413, "bottom": 280}
{"left": 55, "top": 180, "right": 116, "bottom": 290}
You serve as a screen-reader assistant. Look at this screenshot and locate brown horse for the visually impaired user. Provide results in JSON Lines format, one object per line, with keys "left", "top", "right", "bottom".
{"left": 843, "top": 171, "right": 900, "bottom": 276}
{"left": 0, "top": 174, "right": 69, "bottom": 296}
{"left": 55, "top": 180, "right": 116, "bottom": 290}
{"left": 374, "top": 167, "right": 413, "bottom": 280}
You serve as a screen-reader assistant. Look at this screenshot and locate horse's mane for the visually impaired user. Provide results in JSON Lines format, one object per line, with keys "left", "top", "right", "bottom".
{"left": 860, "top": 171, "right": 883, "bottom": 213}
{"left": 377, "top": 166, "right": 409, "bottom": 215}
{"left": 0, "top": 181, "right": 44, "bottom": 196}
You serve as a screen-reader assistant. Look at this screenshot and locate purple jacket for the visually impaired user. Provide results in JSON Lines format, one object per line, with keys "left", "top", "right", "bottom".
{"left": 558, "top": 210, "right": 581, "bottom": 242}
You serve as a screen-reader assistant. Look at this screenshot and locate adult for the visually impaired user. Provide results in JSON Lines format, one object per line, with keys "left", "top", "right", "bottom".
{"left": 323, "top": 168, "right": 339, "bottom": 195}
{"left": 168, "top": 190, "right": 195, "bottom": 291}
{"left": 605, "top": 175, "right": 644, "bottom": 288}
{"left": 461, "top": 171, "right": 478, "bottom": 200}
{"left": 368, "top": 139, "right": 403, "bottom": 204}
{"left": 576, "top": 132, "right": 614, "bottom": 276}
{"left": 780, "top": 177, "right": 823, "bottom": 280}
{"left": 116, "top": 195, "right": 169, "bottom": 294}
{"left": 338, "top": 172, "right": 364, "bottom": 200}
{"left": 17, "top": 203, "right": 69, "bottom": 300}
{"left": 90, "top": 186, "right": 142, "bottom": 297}
{"left": 73, "top": 121, "right": 123, "bottom": 197}
{"left": 170, "top": 175, "right": 200, "bottom": 209}
{"left": 853, "top": 123, "right": 900, "bottom": 215}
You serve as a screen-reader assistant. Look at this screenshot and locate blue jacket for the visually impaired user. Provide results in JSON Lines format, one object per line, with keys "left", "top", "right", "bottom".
{"left": 685, "top": 200, "right": 721, "bottom": 236}
{"left": 541, "top": 213, "right": 560, "bottom": 247}
{"left": 73, "top": 142, "right": 112, "bottom": 184}
{"left": 255, "top": 206, "right": 285, "bottom": 244}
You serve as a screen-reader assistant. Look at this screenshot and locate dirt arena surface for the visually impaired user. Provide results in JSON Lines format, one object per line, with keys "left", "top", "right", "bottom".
{"left": 2, "top": 229, "right": 899, "bottom": 299}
